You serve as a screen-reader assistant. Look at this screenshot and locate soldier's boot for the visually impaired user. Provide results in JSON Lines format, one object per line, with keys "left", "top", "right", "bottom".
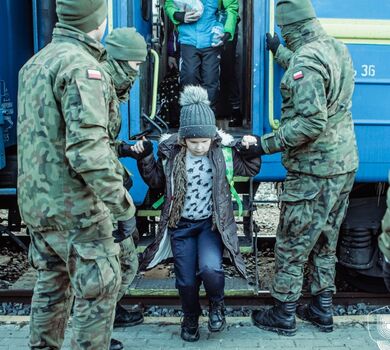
{"left": 251, "top": 299, "right": 297, "bottom": 336}
{"left": 114, "top": 303, "right": 144, "bottom": 327}
{"left": 296, "top": 291, "right": 334, "bottom": 332}
{"left": 110, "top": 338, "right": 123, "bottom": 350}
{"left": 181, "top": 314, "right": 200, "bottom": 342}
{"left": 228, "top": 108, "right": 243, "bottom": 127}
{"left": 208, "top": 300, "right": 226, "bottom": 332}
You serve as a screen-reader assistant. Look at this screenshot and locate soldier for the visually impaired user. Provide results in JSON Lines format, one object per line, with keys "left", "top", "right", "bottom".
{"left": 102, "top": 27, "right": 148, "bottom": 328}
{"left": 378, "top": 173, "right": 390, "bottom": 291}
{"left": 250, "top": 0, "right": 359, "bottom": 335}
{"left": 17, "top": 1, "right": 136, "bottom": 349}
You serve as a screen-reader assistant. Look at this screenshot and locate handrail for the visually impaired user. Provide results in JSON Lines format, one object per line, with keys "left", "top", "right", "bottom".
{"left": 268, "top": 0, "right": 280, "bottom": 130}
{"left": 149, "top": 49, "right": 160, "bottom": 120}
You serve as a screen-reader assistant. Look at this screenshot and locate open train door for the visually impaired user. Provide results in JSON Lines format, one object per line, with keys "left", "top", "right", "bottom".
{"left": 109, "top": 0, "right": 163, "bottom": 206}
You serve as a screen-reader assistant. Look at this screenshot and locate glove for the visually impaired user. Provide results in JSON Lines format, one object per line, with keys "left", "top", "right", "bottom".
{"left": 383, "top": 258, "right": 390, "bottom": 292}
{"left": 212, "top": 32, "right": 231, "bottom": 48}
{"left": 118, "top": 140, "right": 153, "bottom": 160}
{"left": 112, "top": 217, "right": 137, "bottom": 243}
{"left": 266, "top": 32, "right": 281, "bottom": 55}
{"left": 237, "top": 135, "right": 265, "bottom": 157}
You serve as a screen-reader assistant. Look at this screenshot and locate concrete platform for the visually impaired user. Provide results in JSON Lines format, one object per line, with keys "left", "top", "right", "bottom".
{"left": 0, "top": 315, "right": 386, "bottom": 350}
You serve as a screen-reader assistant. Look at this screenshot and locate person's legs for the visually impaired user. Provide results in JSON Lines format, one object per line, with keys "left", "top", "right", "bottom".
{"left": 297, "top": 172, "right": 355, "bottom": 332}
{"left": 170, "top": 219, "right": 201, "bottom": 342}
{"left": 114, "top": 236, "right": 143, "bottom": 327}
{"left": 180, "top": 44, "right": 202, "bottom": 88}
{"left": 197, "top": 218, "right": 225, "bottom": 332}
{"left": 68, "top": 217, "right": 121, "bottom": 350}
{"left": 29, "top": 230, "right": 72, "bottom": 350}
{"left": 200, "top": 46, "right": 222, "bottom": 111}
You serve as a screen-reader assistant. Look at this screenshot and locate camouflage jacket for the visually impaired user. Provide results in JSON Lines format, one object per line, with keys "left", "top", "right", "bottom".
{"left": 261, "top": 20, "right": 359, "bottom": 177}
{"left": 17, "top": 24, "right": 135, "bottom": 231}
{"left": 379, "top": 173, "right": 390, "bottom": 261}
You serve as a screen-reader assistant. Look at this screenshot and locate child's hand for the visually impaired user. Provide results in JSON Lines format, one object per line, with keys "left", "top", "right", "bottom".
{"left": 131, "top": 136, "right": 147, "bottom": 154}
{"left": 184, "top": 10, "right": 201, "bottom": 23}
{"left": 119, "top": 137, "right": 153, "bottom": 160}
{"left": 241, "top": 135, "right": 258, "bottom": 149}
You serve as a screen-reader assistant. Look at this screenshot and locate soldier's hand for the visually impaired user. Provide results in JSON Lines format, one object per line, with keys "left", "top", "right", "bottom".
{"left": 237, "top": 135, "right": 265, "bottom": 157}
{"left": 383, "top": 258, "right": 390, "bottom": 292}
{"left": 112, "top": 217, "right": 137, "bottom": 243}
{"left": 118, "top": 137, "right": 153, "bottom": 160}
{"left": 266, "top": 32, "right": 281, "bottom": 55}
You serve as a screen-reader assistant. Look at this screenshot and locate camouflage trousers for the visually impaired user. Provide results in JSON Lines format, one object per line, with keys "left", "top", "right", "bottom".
{"left": 270, "top": 171, "right": 355, "bottom": 302}
{"left": 28, "top": 217, "right": 121, "bottom": 350}
{"left": 117, "top": 236, "right": 138, "bottom": 301}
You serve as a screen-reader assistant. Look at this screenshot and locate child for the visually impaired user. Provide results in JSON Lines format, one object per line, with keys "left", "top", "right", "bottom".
{"left": 132, "top": 85, "right": 261, "bottom": 342}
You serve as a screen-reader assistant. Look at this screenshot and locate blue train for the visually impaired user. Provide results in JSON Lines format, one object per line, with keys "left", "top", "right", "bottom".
{"left": 0, "top": 0, "right": 389, "bottom": 291}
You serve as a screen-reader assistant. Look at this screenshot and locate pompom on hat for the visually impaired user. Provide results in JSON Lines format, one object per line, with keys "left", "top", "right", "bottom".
{"left": 178, "top": 86, "right": 217, "bottom": 140}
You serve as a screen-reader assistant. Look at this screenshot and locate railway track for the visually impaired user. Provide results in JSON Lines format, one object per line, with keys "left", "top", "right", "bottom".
{"left": 0, "top": 289, "right": 388, "bottom": 307}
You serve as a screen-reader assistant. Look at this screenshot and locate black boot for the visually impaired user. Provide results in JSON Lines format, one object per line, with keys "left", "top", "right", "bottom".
{"left": 110, "top": 338, "right": 123, "bottom": 350}
{"left": 251, "top": 300, "right": 297, "bottom": 336}
{"left": 181, "top": 314, "right": 200, "bottom": 342}
{"left": 296, "top": 291, "right": 333, "bottom": 332}
{"left": 114, "top": 303, "right": 144, "bottom": 327}
{"left": 228, "top": 108, "right": 243, "bottom": 127}
{"left": 208, "top": 300, "right": 226, "bottom": 332}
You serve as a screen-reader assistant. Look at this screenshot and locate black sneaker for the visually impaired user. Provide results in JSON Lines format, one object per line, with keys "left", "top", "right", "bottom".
{"left": 110, "top": 338, "right": 123, "bottom": 350}
{"left": 208, "top": 300, "right": 226, "bottom": 332}
{"left": 181, "top": 315, "right": 200, "bottom": 342}
{"left": 114, "top": 303, "right": 144, "bottom": 327}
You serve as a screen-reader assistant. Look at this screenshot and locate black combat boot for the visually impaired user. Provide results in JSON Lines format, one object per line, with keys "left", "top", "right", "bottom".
{"left": 296, "top": 291, "right": 334, "bottom": 332}
{"left": 228, "top": 108, "right": 243, "bottom": 127}
{"left": 251, "top": 299, "right": 297, "bottom": 336}
{"left": 208, "top": 300, "right": 226, "bottom": 332}
{"left": 114, "top": 303, "right": 144, "bottom": 327}
{"left": 181, "top": 314, "right": 200, "bottom": 342}
{"left": 110, "top": 338, "right": 123, "bottom": 350}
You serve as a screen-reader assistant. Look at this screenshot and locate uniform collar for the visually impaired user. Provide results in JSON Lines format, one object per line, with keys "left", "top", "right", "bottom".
{"left": 52, "top": 23, "right": 106, "bottom": 61}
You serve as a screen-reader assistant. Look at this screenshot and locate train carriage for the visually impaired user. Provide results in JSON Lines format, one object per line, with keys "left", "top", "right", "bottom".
{"left": 0, "top": 0, "right": 389, "bottom": 292}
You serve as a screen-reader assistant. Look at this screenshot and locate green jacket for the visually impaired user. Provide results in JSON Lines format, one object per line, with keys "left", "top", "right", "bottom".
{"left": 379, "top": 173, "right": 390, "bottom": 261}
{"left": 17, "top": 24, "right": 135, "bottom": 231}
{"left": 164, "top": 0, "right": 238, "bottom": 41}
{"left": 261, "top": 19, "right": 359, "bottom": 177}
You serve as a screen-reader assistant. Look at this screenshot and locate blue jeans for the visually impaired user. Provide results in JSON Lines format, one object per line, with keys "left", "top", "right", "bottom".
{"left": 169, "top": 217, "right": 225, "bottom": 316}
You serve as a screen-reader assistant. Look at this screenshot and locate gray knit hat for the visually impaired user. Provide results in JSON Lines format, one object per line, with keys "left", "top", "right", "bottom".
{"left": 178, "top": 86, "right": 216, "bottom": 140}
{"left": 276, "top": 0, "right": 316, "bottom": 26}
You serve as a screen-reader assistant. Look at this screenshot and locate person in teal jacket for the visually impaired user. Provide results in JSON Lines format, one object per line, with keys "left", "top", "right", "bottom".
{"left": 164, "top": 0, "right": 238, "bottom": 111}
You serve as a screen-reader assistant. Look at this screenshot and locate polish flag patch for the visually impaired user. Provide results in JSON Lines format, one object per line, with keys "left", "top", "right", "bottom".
{"left": 87, "top": 69, "right": 102, "bottom": 80}
{"left": 293, "top": 71, "right": 304, "bottom": 80}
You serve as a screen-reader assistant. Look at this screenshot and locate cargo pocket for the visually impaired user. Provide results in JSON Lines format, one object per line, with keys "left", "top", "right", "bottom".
{"left": 70, "top": 238, "right": 120, "bottom": 299}
{"left": 279, "top": 173, "right": 321, "bottom": 203}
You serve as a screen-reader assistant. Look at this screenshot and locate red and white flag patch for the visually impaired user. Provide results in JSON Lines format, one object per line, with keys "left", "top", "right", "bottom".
{"left": 293, "top": 71, "right": 304, "bottom": 80}
{"left": 87, "top": 69, "right": 102, "bottom": 80}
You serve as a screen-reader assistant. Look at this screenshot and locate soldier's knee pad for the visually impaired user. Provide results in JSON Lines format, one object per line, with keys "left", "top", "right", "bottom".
{"left": 69, "top": 238, "right": 121, "bottom": 300}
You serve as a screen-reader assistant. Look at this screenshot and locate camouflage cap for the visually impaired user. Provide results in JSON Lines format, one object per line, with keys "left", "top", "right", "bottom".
{"left": 56, "top": 0, "right": 107, "bottom": 33}
{"left": 106, "top": 28, "right": 148, "bottom": 62}
{"left": 276, "top": 0, "right": 316, "bottom": 26}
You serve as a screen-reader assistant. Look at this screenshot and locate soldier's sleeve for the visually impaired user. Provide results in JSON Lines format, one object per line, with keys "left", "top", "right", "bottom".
{"left": 222, "top": 0, "right": 239, "bottom": 39}
{"left": 275, "top": 45, "right": 293, "bottom": 70}
{"left": 62, "top": 69, "right": 135, "bottom": 221}
{"left": 379, "top": 174, "right": 390, "bottom": 261}
{"left": 261, "top": 66, "right": 328, "bottom": 154}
